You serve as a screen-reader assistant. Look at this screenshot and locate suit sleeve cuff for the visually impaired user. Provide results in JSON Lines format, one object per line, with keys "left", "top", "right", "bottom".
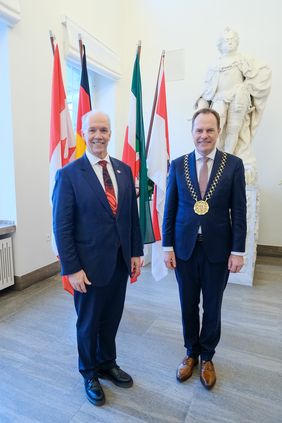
{"left": 231, "top": 251, "right": 245, "bottom": 256}
{"left": 163, "top": 246, "right": 174, "bottom": 252}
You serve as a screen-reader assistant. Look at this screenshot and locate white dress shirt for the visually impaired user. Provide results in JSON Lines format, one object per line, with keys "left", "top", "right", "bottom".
{"left": 85, "top": 150, "right": 118, "bottom": 200}
{"left": 195, "top": 149, "right": 216, "bottom": 234}
{"left": 195, "top": 148, "right": 216, "bottom": 181}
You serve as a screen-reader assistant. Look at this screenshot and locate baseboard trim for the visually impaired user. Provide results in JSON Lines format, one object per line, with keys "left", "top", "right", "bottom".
{"left": 12, "top": 244, "right": 282, "bottom": 291}
{"left": 14, "top": 261, "right": 61, "bottom": 291}
{"left": 257, "top": 244, "right": 282, "bottom": 258}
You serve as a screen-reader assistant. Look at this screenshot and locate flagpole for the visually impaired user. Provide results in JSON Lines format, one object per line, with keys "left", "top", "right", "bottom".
{"left": 78, "top": 33, "right": 83, "bottom": 65}
{"left": 136, "top": 40, "right": 141, "bottom": 200}
{"left": 146, "top": 50, "right": 165, "bottom": 156}
{"left": 49, "top": 30, "right": 55, "bottom": 55}
{"left": 137, "top": 40, "right": 142, "bottom": 59}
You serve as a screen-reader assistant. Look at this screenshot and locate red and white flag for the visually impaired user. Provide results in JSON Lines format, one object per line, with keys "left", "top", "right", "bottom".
{"left": 49, "top": 44, "right": 75, "bottom": 200}
{"left": 49, "top": 43, "right": 76, "bottom": 295}
{"left": 147, "top": 54, "right": 170, "bottom": 281}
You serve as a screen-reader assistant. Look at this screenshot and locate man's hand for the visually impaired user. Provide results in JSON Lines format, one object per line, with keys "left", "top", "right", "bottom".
{"left": 228, "top": 254, "right": 244, "bottom": 273}
{"left": 164, "top": 251, "right": 176, "bottom": 269}
{"left": 68, "top": 270, "right": 91, "bottom": 293}
{"left": 131, "top": 257, "right": 141, "bottom": 279}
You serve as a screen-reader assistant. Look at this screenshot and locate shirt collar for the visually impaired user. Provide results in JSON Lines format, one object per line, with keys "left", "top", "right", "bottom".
{"left": 86, "top": 150, "right": 110, "bottom": 166}
{"left": 195, "top": 148, "right": 217, "bottom": 161}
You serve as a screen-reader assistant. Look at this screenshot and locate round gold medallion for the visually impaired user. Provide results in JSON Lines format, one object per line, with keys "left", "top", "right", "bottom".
{"left": 194, "top": 200, "right": 209, "bottom": 215}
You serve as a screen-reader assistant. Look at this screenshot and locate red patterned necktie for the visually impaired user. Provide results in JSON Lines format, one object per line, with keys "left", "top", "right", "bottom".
{"left": 199, "top": 156, "right": 209, "bottom": 199}
{"left": 98, "top": 160, "right": 117, "bottom": 215}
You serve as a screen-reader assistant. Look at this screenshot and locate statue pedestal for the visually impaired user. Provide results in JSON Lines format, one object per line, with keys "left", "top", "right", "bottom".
{"left": 228, "top": 165, "right": 258, "bottom": 286}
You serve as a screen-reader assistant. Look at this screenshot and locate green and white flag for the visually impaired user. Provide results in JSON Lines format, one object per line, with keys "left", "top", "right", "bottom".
{"left": 122, "top": 46, "right": 155, "bottom": 245}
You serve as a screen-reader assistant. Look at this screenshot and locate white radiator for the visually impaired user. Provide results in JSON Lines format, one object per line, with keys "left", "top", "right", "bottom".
{"left": 0, "top": 237, "right": 14, "bottom": 290}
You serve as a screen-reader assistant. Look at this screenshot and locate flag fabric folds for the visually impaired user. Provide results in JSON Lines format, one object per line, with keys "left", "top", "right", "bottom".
{"left": 49, "top": 44, "right": 76, "bottom": 295}
{"left": 147, "top": 55, "right": 170, "bottom": 281}
{"left": 76, "top": 44, "right": 92, "bottom": 158}
{"left": 122, "top": 48, "right": 155, "bottom": 248}
{"left": 49, "top": 44, "right": 76, "bottom": 200}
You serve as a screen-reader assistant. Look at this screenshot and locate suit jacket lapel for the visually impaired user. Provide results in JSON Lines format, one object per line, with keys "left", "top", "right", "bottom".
{"left": 80, "top": 154, "right": 113, "bottom": 214}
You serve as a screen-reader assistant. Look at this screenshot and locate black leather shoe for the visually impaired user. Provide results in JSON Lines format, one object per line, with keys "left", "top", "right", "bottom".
{"left": 98, "top": 365, "right": 133, "bottom": 388}
{"left": 84, "top": 378, "right": 105, "bottom": 406}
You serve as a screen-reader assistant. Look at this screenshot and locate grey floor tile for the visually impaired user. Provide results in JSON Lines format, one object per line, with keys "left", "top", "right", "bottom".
{"left": 0, "top": 260, "right": 281, "bottom": 422}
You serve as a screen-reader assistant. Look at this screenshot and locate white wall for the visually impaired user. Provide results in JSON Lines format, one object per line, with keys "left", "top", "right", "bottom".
{"left": 119, "top": 0, "right": 282, "bottom": 247}
{"left": 5, "top": 0, "right": 282, "bottom": 277}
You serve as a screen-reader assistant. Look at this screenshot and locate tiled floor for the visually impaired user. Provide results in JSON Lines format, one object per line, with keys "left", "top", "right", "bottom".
{"left": 0, "top": 258, "right": 281, "bottom": 422}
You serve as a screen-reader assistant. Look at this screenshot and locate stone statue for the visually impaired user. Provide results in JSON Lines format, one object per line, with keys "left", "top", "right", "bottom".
{"left": 195, "top": 28, "right": 271, "bottom": 166}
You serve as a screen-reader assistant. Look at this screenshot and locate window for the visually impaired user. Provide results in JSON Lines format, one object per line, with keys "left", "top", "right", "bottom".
{"left": 0, "top": 21, "right": 16, "bottom": 221}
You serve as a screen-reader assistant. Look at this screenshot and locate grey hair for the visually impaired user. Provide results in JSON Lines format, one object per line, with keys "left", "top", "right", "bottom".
{"left": 81, "top": 110, "right": 111, "bottom": 135}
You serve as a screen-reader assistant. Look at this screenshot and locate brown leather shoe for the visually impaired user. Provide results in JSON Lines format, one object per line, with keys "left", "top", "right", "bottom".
{"left": 176, "top": 356, "right": 199, "bottom": 382}
{"left": 200, "top": 360, "right": 216, "bottom": 390}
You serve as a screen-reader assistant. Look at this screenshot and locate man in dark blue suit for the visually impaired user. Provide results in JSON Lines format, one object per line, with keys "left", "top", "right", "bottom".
{"left": 162, "top": 108, "right": 246, "bottom": 390}
{"left": 52, "top": 111, "right": 143, "bottom": 406}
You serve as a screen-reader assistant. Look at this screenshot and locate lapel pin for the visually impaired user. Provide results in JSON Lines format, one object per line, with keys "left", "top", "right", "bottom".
{"left": 117, "top": 170, "right": 121, "bottom": 174}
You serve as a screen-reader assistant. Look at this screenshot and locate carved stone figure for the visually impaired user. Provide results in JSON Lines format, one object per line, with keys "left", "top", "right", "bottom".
{"left": 195, "top": 28, "right": 271, "bottom": 166}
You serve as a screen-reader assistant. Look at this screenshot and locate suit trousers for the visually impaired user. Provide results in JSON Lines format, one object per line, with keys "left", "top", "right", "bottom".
{"left": 175, "top": 240, "right": 229, "bottom": 361}
{"left": 74, "top": 248, "right": 128, "bottom": 380}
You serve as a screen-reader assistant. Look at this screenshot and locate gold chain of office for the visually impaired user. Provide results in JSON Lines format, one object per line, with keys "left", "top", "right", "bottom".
{"left": 183, "top": 152, "right": 228, "bottom": 215}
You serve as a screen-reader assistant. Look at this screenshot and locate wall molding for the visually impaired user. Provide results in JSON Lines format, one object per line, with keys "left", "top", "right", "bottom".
{"left": 14, "top": 261, "right": 60, "bottom": 291}
{"left": 0, "top": 0, "right": 21, "bottom": 27}
{"left": 61, "top": 16, "right": 121, "bottom": 80}
{"left": 257, "top": 244, "right": 282, "bottom": 258}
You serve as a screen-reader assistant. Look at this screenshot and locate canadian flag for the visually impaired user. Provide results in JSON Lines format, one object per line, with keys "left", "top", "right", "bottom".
{"left": 49, "top": 44, "right": 75, "bottom": 200}
{"left": 49, "top": 43, "right": 76, "bottom": 295}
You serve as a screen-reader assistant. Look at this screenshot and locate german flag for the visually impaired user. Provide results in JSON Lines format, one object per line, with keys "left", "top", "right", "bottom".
{"left": 76, "top": 44, "right": 91, "bottom": 158}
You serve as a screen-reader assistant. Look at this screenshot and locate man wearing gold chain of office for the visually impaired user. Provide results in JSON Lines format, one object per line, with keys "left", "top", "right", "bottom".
{"left": 162, "top": 108, "right": 247, "bottom": 390}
